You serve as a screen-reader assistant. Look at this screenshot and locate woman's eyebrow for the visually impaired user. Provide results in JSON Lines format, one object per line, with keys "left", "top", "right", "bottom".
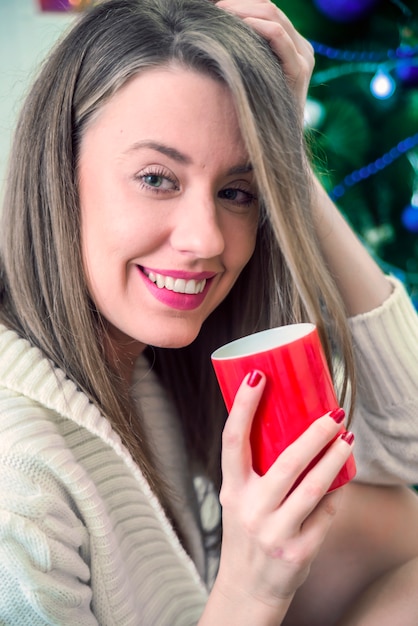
{"left": 125, "top": 140, "right": 253, "bottom": 175}
{"left": 227, "top": 164, "right": 253, "bottom": 176}
{"left": 125, "top": 140, "right": 192, "bottom": 164}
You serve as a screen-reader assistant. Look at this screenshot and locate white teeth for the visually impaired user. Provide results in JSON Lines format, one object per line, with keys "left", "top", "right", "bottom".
{"left": 173, "top": 278, "right": 185, "bottom": 293}
{"left": 144, "top": 270, "right": 206, "bottom": 294}
{"left": 185, "top": 280, "right": 196, "bottom": 294}
{"left": 165, "top": 276, "right": 175, "bottom": 291}
{"left": 156, "top": 274, "right": 165, "bottom": 289}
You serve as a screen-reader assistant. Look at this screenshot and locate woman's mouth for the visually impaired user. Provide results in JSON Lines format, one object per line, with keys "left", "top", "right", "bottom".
{"left": 143, "top": 269, "right": 206, "bottom": 295}
{"left": 138, "top": 266, "right": 215, "bottom": 311}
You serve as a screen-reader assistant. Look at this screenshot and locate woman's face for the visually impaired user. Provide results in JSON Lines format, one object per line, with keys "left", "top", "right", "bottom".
{"left": 78, "top": 65, "right": 258, "bottom": 362}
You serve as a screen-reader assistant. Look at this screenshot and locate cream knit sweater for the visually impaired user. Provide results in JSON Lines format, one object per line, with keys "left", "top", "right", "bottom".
{"left": 0, "top": 277, "right": 417, "bottom": 625}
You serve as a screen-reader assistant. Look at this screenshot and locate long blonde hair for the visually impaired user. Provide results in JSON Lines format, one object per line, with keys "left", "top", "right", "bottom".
{"left": 0, "top": 0, "right": 355, "bottom": 504}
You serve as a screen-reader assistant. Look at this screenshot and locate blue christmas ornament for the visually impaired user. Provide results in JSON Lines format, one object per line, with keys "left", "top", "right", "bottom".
{"left": 396, "top": 61, "right": 418, "bottom": 88}
{"left": 401, "top": 204, "right": 418, "bottom": 233}
{"left": 313, "top": 0, "right": 380, "bottom": 23}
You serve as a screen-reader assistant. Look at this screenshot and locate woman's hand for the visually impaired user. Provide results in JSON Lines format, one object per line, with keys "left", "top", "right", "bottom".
{"left": 216, "top": 0, "right": 314, "bottom": 115}
{"left": 202, "top": 371, "right": 354, "bottom": 625}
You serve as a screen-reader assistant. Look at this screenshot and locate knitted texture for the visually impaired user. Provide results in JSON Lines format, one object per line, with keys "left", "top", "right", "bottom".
{"left": 0, "top": 276, "right": 417, "bottom": 623}
{"left": 348, "top": 277, "right": 418, "bottom": 484}
{"left": 0, "top": 330, "right": 207, "bottom": 625}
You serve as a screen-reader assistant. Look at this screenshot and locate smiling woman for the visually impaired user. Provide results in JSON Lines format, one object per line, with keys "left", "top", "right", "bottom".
{"left": 78, "top": 67, "right": 258, "bottom": 357}
{"left": 1, "top": 1, "right": 418, "bottom": 625}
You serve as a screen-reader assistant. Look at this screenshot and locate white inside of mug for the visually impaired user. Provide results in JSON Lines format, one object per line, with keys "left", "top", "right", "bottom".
{"left": 211, "top": 323, "right": 315, "bottom": 360}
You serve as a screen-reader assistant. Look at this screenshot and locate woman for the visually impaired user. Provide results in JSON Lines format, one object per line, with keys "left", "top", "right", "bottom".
{"left": 0, "top": 0, "right": 417, "bottom": 624}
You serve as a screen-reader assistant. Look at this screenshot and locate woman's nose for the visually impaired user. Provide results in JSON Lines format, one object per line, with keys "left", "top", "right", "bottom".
{"left": 170, "top": 193, "right": 225, "bottom": 259}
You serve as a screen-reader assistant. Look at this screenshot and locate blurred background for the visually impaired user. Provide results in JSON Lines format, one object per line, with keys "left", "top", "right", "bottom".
{"left": 0, "top": 0, "right": 417, "bottom": 305}
{"left": 280, "top": 0, "right": 418, "bottom": 307}
{"left": 0, "top": 0, "right": 74, "bottom": 196}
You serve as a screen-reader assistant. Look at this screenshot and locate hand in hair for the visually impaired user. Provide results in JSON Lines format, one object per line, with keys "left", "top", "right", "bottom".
{"left": 216, "top": 1, "right": 394, "bottom": 315}
{"left": 216, "top": 0, "right": 314, "bottom": 115}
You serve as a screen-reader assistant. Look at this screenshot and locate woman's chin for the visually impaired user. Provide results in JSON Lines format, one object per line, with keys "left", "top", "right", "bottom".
{"left": 147, "top": 324, "right": 202, "bottom": 350}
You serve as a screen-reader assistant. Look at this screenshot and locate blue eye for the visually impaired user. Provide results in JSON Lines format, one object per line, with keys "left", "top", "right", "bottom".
{"left": 136, "top": 168, "right": 178, "bottom": 193}
{"left": 218, "top": 186, "right": 257, "bottom": 209}
{"left": 221, "top": 189, "right": 240, "bottom": 201}
{"left": 144, "top": 174, "right": 165, "bottom": 188}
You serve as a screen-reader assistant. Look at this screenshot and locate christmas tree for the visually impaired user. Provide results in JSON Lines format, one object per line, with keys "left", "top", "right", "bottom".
{"left": 274, "top": 0, "right": 418, "bottom": 307}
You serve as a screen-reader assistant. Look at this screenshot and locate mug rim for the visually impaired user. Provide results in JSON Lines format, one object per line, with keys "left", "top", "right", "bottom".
{"left": 211, "top": 323, "right": 316, "bottom": 361}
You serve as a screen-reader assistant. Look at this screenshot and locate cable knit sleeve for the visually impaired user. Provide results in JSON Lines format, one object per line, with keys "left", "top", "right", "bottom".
{"left": 348, "top": 276, "right": 418, "bottom": 485}
{"left": 0, "top": 455, "right": 98, "bottom": 626}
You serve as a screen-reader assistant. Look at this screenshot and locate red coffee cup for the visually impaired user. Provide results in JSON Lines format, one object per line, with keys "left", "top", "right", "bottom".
{"left": 211, "top": 323, "right": 356, "bottom": 491}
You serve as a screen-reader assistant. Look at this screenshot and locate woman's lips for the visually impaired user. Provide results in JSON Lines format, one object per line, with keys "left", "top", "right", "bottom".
{"left": 143, "top": 269, "right": 207, "bottom": 294}
{"left": 138, "top": 266, "right": 215, "bottom": 310}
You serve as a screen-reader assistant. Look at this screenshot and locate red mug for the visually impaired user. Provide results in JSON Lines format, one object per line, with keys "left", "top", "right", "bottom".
{"left": 211, "top": 323, "right": 356, "bottom": 491}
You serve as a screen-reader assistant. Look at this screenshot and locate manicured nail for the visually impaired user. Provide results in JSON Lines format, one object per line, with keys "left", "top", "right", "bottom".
{"left": 330, "top": 408, "right": 345, "bottom": 424}
{"left": 247, "top": 371, "right": 262, "bottom": 388}
{"left": 340, "top": 431, "right": 355, "bottom": 445}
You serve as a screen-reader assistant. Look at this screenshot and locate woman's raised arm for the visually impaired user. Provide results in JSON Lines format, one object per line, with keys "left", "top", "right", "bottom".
{"left": 217, "top": 0, "right": 394, "bottom": 315}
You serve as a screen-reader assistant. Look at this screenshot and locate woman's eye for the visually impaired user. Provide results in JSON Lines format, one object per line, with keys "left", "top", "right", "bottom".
{"left": 144, "top": 174, "right": 165, "bottom": 188}
{"left": 136, "top": 169, "right": 178, "bottom": 193}
{"left": 219, "top": 186, "right": 257, "bottom": 209}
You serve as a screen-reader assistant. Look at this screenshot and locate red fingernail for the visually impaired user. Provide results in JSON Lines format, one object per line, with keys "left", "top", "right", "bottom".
{"left": 247, "top": 371, "right": 262, "bottom": 387}
{"left": 340, "top": 431, "right": 355, "bottom": 445}
{"left": 330, "top": 408, "right": 345, "bottom": 424}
